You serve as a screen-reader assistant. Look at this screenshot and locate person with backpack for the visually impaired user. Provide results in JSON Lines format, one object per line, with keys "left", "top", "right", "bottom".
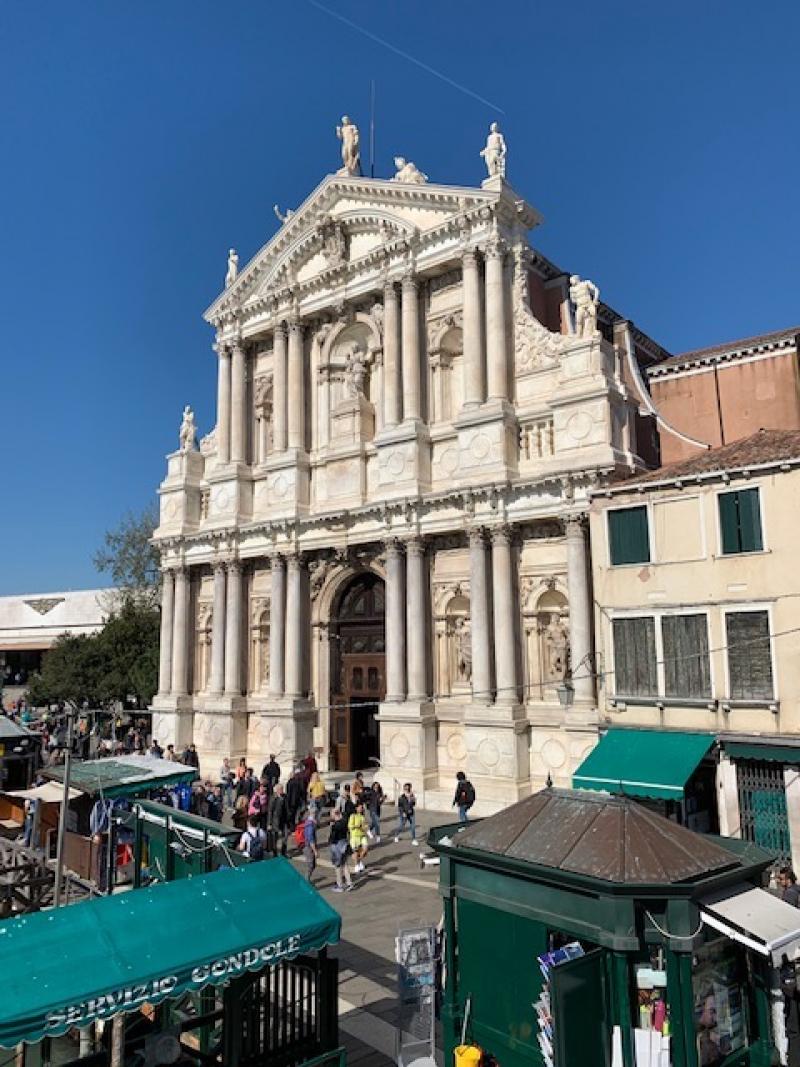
{"left": 238, "top": 816, "right": 267, "bottom": 862}
{"left": 267, "top": 783, "right": 288, "bottom": 857}
{"left": 286, "top": 767, "right": 306, "bottom": 829}
{"left": 348, "top": 801, "right": 370, "bottom": 874}
{"left": 453, "top": 771, "right": 476, "bottom": 823}
{"left": 329, "top": 814, "right": 353, "bottom": 892}
{"left": 363, "top": 779, "right": 384, "bottom": 842}
{"left": 395, "top": 782, "right": 418, "bottom": 845}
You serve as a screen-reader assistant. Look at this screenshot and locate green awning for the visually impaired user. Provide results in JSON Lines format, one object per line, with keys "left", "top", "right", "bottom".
{"left": 725, "top": 742, "right": 800, "bottom": 765}
{"left": 0, "top": 858, "right": 341, "bottom": 1048}
{"left": 44, "top": 755, "right": 197, "bottom": 798}
{"left": 573, "top": 729, "right": 714, "bottom": 800}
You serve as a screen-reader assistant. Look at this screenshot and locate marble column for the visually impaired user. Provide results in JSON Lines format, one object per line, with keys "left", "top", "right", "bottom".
{"left": 224, "top": 561, "right": 243, "bottom": 696}
{"left": 157, "top": 569, "right": 175, "bottom": 696}
{"left": 401, "top": 274, "right": 421, "bottom": 421}
{"left": 171, "top": 567, "right": 190, "bottom": 696}
{"left": 565, "top": 517, "right": 594, "bottom": 702}
{"left": 406, "top": 537, "right": 428, "bottom": 702}
{"left": 462, "top": 249, "right": 484, "bottom": 408}
{"left": 468, "top": 528, "right": 493, "bottom": 702}
{"left": 287, "top": 320, "right": 305, "bottom": 450}
{"left": 269, "top": 556, "right": 286, "bottom": 699}
{"left": 216, "top": 343, "right": 231, "bottom": 465}
{"left": 284, "top": 554, "right": 304, "bottom": 699}
{"left": 383, "top": 281, "right": 401, "bottom": 427}
{"left": 491, "top": 527, "right": 518, "bottom": 704}
{"left": 209, "top": 562, "right": 226, "bottom": 696}
{"left": 272, "top": 324, "right": 288, "bottom": 452}
{"left": 230, "top": 338, "right": 247, "bottom": 464}
{"left": 385, "top": 540, "right": 406, "bottom": 701}
{"left": 485, "top": 239, "right": 509, "bottom": 402}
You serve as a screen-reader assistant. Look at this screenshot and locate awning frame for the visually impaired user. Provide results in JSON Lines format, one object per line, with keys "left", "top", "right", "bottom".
{"left": 700, "top": 883, "right": 800, "bottom": 965}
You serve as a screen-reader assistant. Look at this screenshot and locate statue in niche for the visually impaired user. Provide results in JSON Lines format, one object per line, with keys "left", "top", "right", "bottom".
{"left": 336, "top": 116, "right": 361, "bottom": 176}
{"left": 343, "top": 344, "right": 368, "bottom": 398}
{"left": 542, "top": 613, "right": 570, "bottom": 682}
{"left": 480, "top": 122, "right": 507, "bottom": 178}
{"left": 225, "top": 249, "right": 238, "bottom": 288}
{"left": 391, "top": 157, "right": 428, "bottom": 184}
{"left": 569, "top": 275, "right": 601, "bottom": 339}
{"left": 453, "top": 616, "right": 472, "bottom": 683}
{"left": 179, "top": 406, "right": 197, "bottom": 452}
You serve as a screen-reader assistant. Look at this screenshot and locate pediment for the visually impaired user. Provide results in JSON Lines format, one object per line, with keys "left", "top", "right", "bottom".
{"left": 205, "top": 175, "right": 505, "bottom": 326}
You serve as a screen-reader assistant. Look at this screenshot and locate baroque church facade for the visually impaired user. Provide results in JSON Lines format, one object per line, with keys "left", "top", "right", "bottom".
{"left": 151, "top": 121, "right": 663, "bottom": 809}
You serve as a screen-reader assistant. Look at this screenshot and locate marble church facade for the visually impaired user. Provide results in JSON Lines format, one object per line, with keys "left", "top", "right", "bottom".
{"left": 151, "top": 130, "right": 663, "bottom": 809}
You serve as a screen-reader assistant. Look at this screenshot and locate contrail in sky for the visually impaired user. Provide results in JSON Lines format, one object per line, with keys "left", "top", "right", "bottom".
{"left": 307, "top": 0, "right": 506, "bottom": 115}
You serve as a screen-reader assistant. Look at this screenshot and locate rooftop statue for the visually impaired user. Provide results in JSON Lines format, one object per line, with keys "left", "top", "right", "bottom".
{"left": 569, "top": 275, "right": 601, "bottom": 339}
{"left": 391, "top": 157, "right": 428, "bottom": 184}
{"left": 273, "top": 204, "right": 295, "bottom": 224}
{"left": 480, "top": 122, "right": 507, "bottom": 179}
{"left": 225, "top": 249, "right": 238, "bottom": 288}
{"left": 336, "top": 116, "right": 361, "bottom": 176}
{"left": 179, "top": 406, "right": 197, "bottom": 453}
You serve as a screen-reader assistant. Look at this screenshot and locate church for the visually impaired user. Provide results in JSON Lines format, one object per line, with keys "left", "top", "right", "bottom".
{"left": 151, "top": 117, "right": 665, "bottom": 809}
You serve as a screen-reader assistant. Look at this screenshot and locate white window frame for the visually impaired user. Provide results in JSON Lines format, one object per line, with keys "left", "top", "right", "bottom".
{"left": 714, "top": 481, "right": 768, "bottom": 558}
{"left": 605, "top": 500, "right": 655, "bottom": 568}
{"left": 721, "top": 602, "right": 777, "bottom": 702}
{"left": 650, "top": 491, "right": 708, "bottom": 564}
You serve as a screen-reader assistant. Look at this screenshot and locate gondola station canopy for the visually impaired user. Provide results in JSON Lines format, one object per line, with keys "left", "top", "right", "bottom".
{"left": 0, "top": 857, "right": 341, "bottom": 1048}
{"left": 43, "top": 754, "right": 197, "bottom": 798}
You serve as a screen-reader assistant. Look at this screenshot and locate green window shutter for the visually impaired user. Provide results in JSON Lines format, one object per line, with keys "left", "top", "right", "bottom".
{"left": 662, "top": 614, "right": 711, "bottom": 698}
{"left": 719, "top": 489, "right": 763, "bottom": 554}
{"left": 726, "top": 611, "right": 773, "bottom": 700}
{"left": 719, "top": 491, "right": 740, "bottom": 554}
{"left": 613, "top": 617, "right": 657, "bottom": 696}
{"left": 608, "top": 506, "right": 650, "bottom": 565}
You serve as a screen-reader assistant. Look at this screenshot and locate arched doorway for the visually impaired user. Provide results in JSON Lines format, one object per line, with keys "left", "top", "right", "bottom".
{"left": 330, "top": 572, "right": 386, "bottom": 771}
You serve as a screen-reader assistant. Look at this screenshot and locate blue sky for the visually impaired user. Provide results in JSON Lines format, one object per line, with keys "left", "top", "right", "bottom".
{"left": 1, "top": 1, "right": 798, "bottom": 594}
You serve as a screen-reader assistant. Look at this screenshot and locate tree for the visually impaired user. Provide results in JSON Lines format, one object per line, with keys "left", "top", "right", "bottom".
{"left": 96, "top": 601, "right": 161, "bottom": 708}
{"left": 93, "top": 503, "right": 161, "bottom": 608}
{"left": 27, "top": 633, "right": 105, "bottom": 708}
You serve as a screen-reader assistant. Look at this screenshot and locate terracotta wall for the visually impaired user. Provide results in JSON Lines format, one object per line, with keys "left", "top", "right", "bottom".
{"left": 651, "top": 350, "right": 800, "bottom": 464}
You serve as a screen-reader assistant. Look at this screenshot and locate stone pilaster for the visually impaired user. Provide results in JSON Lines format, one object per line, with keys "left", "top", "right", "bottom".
{"left": 468, "top": 528, "right": 492, "bottom": 703}
{"left": 462, "top": 248, "right": 484, "bottom": 408}
{"left": 157, "top": 569, "right": 175, "bottom": 697}
{"left": 230, "top": 338, "right": 247, "bottom": 464}
{"left": 223, "top": 561, "right": 243, "bottom": 697}
{"left": 272, "top": 324, "right": 288, "bottom": 452}
{"left": 287, "top": 320, "right": 305, "bottom": 451}
{"left": 215, "top": 342, "right": 231, "bottom": 465}
{"left": 171, "top": 567, "right": 190, "bottom": 697}
{"left": 485, "top": 239, "right": 509, "bottom": 402}
{"left": 401, "top": 274, "right": 421, "bottom": 421}
{"left": 383, "top": 281, "right": 401, "bottom": 427}
{"left": 384, "top": 539, "right": 406, "bottom": 701}
{"left": 209, "top": 562, "right": 226, "bottom": 696}
{"left": 405, "top": 537, "right": 428, "bottom": 702}
{"left": 490, "top": 526, "right": 518, "bottom": 705}
{"left": 269, "top": 556, "right": 286, "bottom": 698}
{"left": 284, "top": 554, "right": 305, "bottom": 698}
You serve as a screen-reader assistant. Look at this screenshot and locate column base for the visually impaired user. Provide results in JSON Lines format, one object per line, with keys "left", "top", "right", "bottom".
{"left": 247, "top": 699, "right": 317, "bottom": 782}
{"left": 376, "top": 701, "right": 437, "bottom": 800}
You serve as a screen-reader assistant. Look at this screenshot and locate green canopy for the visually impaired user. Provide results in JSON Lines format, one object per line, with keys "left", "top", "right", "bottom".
{"left": 724, "top": 742, "right": 800, "bottom": 765}
{"left": 572, "top": 728, "right": 714, "bottom": 800}
{"left": 0, "top": 858, "right": 341, "bottom": 1048}
{"left": 44, "top": 755, "right": 197, "bottom": 798}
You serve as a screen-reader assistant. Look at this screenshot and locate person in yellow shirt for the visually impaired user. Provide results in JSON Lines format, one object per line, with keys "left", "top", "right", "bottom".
{"left": 307, "top": 771, "right": 327, "bottom": 818}
{"left": 348, "top": 801, "right": 369, "bottom": 874}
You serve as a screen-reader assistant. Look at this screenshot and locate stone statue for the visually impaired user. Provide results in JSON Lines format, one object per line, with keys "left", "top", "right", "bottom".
{"left": 569, "top": 275, "right": 601, "bottom": 339}
{"left": 225, "top": 249, "right": 238, "bottom": 288}
{"left": 273, "top": 204, "right": 295, "bottom": 224}
{"left": 480, "top": 122, "right": 507, "bottom": 179}
{"left": 454, "top": 616, "right": 472, "bottom": 683}
{"left": 336, "top": 116, "right": 361, "bottom": 176}
{"left": 391, "top": 157, "right": 428, "bottom": 184}
{"left": 320, "top": 219, "right": 347, "bottom": 267}
{"left": 179, "top": 406, "right": 197, "bottom": 452}
{"left": 344, "top": 345, "right": 368, "bottom": 398}
{"left": 543, "top": 614, "right": 569, "bottom": 682}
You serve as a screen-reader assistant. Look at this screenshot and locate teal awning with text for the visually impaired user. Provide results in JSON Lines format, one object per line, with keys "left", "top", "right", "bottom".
{"left": 573, "top": 729, "right": 714, "bottom": 800}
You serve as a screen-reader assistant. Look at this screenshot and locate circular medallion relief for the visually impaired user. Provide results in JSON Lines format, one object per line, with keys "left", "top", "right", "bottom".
{"left": 389, "top": 732, "right": 411, "bottom": 761}
{"left": 542, "top": 738, "right": 567, "bottom": 770}
{"left": 386, "top": 451, "right": 406, "bottom": 477}
{"left": 446, "top": 732, "right": 467, "bottom": 762}
{"left": 213, "top": 487, "right": 231, "bottom": 511}
{"left": 471, "top": 433, "right": 491, "bottom": 461}
{"left": 271, "top": 475, "right": 289, "bottom": 500}
{"left": 267, "top": 724, "right": 285, "bottom": 754}
{"left": 163, "top": 498, "right": 179, "bottom": 520}
{"left": 566, "top": 411, "right": 593, "bottom": 442}
{"left": 437, "top": 447, "right": 459, "bottom": 476}
{"left": 477, "top": 737, "right": 501, "bottom": 770}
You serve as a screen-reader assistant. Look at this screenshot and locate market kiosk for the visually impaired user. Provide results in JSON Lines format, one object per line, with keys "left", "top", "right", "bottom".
{"left": 0, "top": 857, "right": 343, "bottom": 1067}
{"left": 431, "top": 788, "right": 800, "bottom": 1067}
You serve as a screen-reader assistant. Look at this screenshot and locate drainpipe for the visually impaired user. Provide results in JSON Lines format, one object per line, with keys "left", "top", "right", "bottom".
{"left": 712, "top": 362, "right": 726, "bottom": 446}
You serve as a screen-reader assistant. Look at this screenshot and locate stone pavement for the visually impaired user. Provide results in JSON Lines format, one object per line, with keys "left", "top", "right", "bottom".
{"left": 293, "top": 808, "right": 451, "bottom": 1066}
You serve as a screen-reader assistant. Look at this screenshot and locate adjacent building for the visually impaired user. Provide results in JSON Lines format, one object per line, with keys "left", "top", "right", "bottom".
{"left": 151, "top": 123, "right": 667, "bottom": 808}
{"left": 586, "top": 429, "right": 800, "bottom": 868}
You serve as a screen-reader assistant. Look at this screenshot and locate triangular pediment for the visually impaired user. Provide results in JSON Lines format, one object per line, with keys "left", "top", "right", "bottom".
{"left": 205, "top": 174, "right": 529, "bottom": 326}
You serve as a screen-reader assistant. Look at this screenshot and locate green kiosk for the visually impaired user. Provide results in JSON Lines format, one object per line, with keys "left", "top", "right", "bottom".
{"left": 431, "top": 788, "right": 800, "bottom": 1067}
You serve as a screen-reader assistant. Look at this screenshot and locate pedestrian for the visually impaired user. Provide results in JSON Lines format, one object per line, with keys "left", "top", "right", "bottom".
{"left": 334, "top": 783, "right": 355, "bottom": 821}
{"left": 779, "top": 867, "right": 800, "bottom": 907}
{"left": 453, "top": 771, "right": 476, "bottom": 823}
{"left": 219, "top": 757, "right": 235, "bottom": 809}
{"left": 261, "top": 753, "right": 281, "bottom": 794}
{"left": 267, "top": 783, "right": 289, "bottom": 856}
{"left": 165, "top": 744, "right": 178, "bottom": 763}
{"left": 184, "top": 743, "right": 200, "bottom": 769}
{"left": 302, "top": 749, "right": 318, "bottom": 786}
{"left": 248, "top": 781, "right": 269, "bottom": 829}
{"left": 303, "top": 810, "right": 318, "bottom": 882}
{"left": 329, "top": 813, "right": 353, "bottom": 893}
{"left": 363, "top": 778, "right": 384, "bottom": 842}
{"left": 235, "top": 756, "right": 247, "bottom": 785}
{"left": 286, "top": 766, "right": 306, "bottom": 829}
{"left": 149, "top": 739, "right": 164, "bottom": 759}
{"left": 348, "top": 801, "right": 370, "bottom": 874}
{"left": 351, "top": 771, "right": 365, "bottom": 803}
{"left": 395, "top": 782, "right": 418, "bottom": 845}
{"left": 206, "top": 784, "right": 223, "bottom": 822}
{"left": 237, "top": 767, "right": 258, "bottom": 802}
{"left": 307, "top": 771, "right": 327, "bottom": 818}
{"left": 238, "top": 816, "right": 267, "bottom": 861}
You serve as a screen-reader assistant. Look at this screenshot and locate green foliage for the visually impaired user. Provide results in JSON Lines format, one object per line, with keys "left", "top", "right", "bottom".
{"left": 93, "top": 503, "right": 160, "bottom": 608}
{"left": 27, "top": 602, "right": 160, "bottom": 709}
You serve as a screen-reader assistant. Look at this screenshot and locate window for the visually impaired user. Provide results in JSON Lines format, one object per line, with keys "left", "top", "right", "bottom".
{"left": 612, "top": 617, "right": 657, "bottom": 696}
{"left": 718, "top": 488, "right": 763, "bottom": 554}
{"left": 608, "top": 506, "right": 650, "bottom": 565}
{"left": 726, "top": 611, "right": 773, "bottom": 700}
{"left": 662, "top": 614, "right": 711, "bottom": 699}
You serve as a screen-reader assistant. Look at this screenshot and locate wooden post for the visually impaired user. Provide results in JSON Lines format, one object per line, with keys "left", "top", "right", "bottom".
{"left": 110, "top": 1016, "right": 124, "bottom": 1067}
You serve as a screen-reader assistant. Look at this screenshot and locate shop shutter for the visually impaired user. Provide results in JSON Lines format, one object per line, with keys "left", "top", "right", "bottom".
{"left": 612, "top": 617, "right": 657, "bottom": 696}
{"left": 719, "top": 489, "right": 763, "bottom": 554}
{"left": 662, "top": 614, "right": 711, "bottom": 698}
{"left": 726, "top": 611, "right": 773, "bottom": 700}
{"left": 550, "top": 949, "right": 610, "bottom": 1067}
{"left": 608, "top": 506, "right": 650, "bottom": 565}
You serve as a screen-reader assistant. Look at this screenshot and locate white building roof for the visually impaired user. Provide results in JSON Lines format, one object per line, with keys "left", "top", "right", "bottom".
{"left": 0, "top": 588, "right": 114, "bottom": 651}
